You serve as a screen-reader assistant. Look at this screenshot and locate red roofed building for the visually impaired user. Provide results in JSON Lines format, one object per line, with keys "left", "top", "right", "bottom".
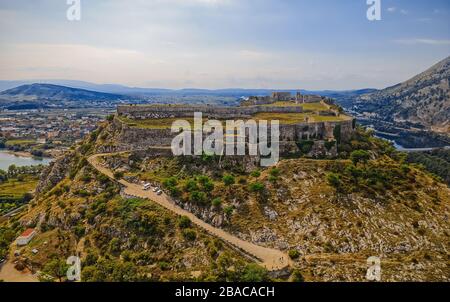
{"left": 16, "top": 228, "right": 36, "bottom": 246}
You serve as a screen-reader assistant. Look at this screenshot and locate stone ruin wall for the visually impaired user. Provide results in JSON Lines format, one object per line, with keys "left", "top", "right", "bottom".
{"left": 110, "top": 113, "right": 355, "bottom": 154}
{"left": 117, "top": 105, "right": 303, "bottom": 120}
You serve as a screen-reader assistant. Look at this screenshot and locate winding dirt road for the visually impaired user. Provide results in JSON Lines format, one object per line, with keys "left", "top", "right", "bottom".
{"left": 88, "top": 153, "right": 291, "bottom": 271}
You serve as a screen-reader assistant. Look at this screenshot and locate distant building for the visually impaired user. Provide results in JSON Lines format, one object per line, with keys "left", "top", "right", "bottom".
{"left": 16, "top": 228, "right": 36, "bottom": 246}
{"left": 271, "top": 92, "right": 292, "bottom": 101}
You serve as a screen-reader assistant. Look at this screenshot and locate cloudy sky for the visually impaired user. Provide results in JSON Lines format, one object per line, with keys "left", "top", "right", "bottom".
{"left": 0, "top": 0, "right": 449, "bottom": 90}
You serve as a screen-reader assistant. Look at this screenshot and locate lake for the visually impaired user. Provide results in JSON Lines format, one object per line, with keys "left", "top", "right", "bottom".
{"left": 0, "top": 150, "right": 52, "bottom": 171}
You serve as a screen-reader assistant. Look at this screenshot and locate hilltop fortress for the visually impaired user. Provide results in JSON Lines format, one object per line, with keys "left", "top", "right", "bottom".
{"left": 107, "top": 92, "right": 356, "bottom": 160}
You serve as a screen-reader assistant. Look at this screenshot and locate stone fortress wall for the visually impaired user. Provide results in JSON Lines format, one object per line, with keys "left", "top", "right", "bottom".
{"left": 108, "top": 92, "right": 356, "bottom": 158}
{"left": 117, "top": 104, "right": 303, "bottom": 120}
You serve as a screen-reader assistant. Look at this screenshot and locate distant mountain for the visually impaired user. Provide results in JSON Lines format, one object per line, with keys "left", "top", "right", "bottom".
{"left": 0, "top": 83, "right": 134, "bottom": 109}
{"left": 355, "top": 56, "right": 450, "bottom": 133}
{"left": 0, "top": 79, "right": 374, "bottom": 98}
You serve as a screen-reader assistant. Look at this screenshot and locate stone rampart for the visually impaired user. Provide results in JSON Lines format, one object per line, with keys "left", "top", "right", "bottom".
{"left": 117, "top": 105, "right": 303, "bottom": 119}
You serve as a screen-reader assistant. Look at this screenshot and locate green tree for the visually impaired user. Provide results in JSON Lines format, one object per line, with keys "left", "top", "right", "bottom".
{"left": 43, "top": 258, "right": 69, "bottom": 282}
{"left": 333, "top": 124, "right": 342, "bottom": 144}
{"left": 241, "top": 264, "right": 268, "bottom": 282}
{"left": 190, "top": 191, "right": 207, "bottom": 204}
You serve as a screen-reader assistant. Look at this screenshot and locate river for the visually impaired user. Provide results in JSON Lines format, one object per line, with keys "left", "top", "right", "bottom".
{"left": 374, "top": 135, "right": 450, "bottom": 152}
{"left": 0, "top": 150, "right": 52, "bottom": 171}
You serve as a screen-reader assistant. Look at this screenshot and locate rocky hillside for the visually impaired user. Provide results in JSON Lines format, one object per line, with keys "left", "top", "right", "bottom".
{"left": 355, "top": 56, "right": 450, "bottom": 133}
{"left": 2, "top": 119, "right": 449, "bottom": 282}
{"left": 91, "top": 120, "right": 450, "bottom": 281}
{"left": 2, "top": 149, "right": 268, "bottom": 282}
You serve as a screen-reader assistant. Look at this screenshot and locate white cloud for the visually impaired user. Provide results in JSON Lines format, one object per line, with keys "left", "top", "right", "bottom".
{"left": 394, "top": 39, "right": 450, "bottom": 45}
{"left": 387, "top": 7, "right": 396, "bottom": 13}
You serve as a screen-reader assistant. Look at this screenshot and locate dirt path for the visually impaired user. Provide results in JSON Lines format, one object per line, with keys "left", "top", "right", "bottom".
{"left": 88, "top": 153, "right": 291, "bottom": 271}
{"left": 0, "top": 261, "right": 39, "bottom": 282}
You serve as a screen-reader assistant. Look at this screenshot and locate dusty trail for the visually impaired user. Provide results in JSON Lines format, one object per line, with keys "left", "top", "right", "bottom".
{"left": 88, "top": 152, "right": 291, "bottom": 271}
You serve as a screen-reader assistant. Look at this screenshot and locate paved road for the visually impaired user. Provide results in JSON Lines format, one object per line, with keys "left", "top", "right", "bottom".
{"left": 88, "top": 153, "right": 291, "bottom": 271}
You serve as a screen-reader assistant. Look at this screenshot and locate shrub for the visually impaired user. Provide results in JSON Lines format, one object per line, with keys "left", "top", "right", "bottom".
{"left": 224, "top": 206, "right": 234, "bottom": 216}
{"left": 198, "top": 176, "right": 214, "bottom": 192}
{"left": 325, "top": 140, "right": 336, "bottom": 151}
{"left": 190, "top": 191, "right": 207, "bottom": 204}
{"left": 212, "top": 198, "right": 222, "bottom": 207}
{"left": 163, "top": 177, "right": 178, "bottom": 188}
{"left": 109, "top": 238, "right": 121, "bottom": 253}
{"left": 184, "top": 179, "right": 198, "bottom": 192}
{"left": 74, "top": 225, "right": 85, "bottom": 238}
{"left": 268, "top": 175, "right": 278, "bottom": 182}
{"left": 291, "top": 269, "right": 305, "bottom": 282}
{"left": 222, "top": 174, "right": 235, "bottom": 186}
{"left": 97, "top": 174, "right": 110, "bottom": 184}
{"left": 158, "top": 261, "right": 170, "bottom": 271}
{"left": 269, "top": 168, "right": 280, "bottom": 177}
{"left": 178, "top": 216, "right": 192, "bottom": 229}
{"left": 250, "top": 170, "right": 261, "bottom": 178}
{"left": 80, "top": 174, "right": 92, "bottom": 183}
{"left": 182, "top": 228, "right": 197, "bottom": 241}
{"left": 249, "top": 182, "right": 265, "bottom": 193}
{"left": 327, "top": 173, "right": 342, "bottom": 190}
{"left": 288, "top": 250, "right": 300, "bottom": 260}
{"left": 297, "top": 140, "right": 314, "bottom": 154}
{"left": 350, "top": 150, "right": 370, "bottom": 165}
{"left": 241, "top": 264, "right": 268, "bottom": 282}
{"left": 113, "top": 171, "right": 124, "bottom": 179}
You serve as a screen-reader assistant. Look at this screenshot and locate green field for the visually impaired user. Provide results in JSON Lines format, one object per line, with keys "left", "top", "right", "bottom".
{"left": 0, "top": 176, "right": 37, "bottom": 214}
{"left": 5, "top": 139, "right": 36, "bottom": 146}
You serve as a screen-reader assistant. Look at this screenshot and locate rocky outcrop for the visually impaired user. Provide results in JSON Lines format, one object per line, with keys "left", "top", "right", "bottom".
{"left": 35, "top": 153, "right": 72, "bottom": 195}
